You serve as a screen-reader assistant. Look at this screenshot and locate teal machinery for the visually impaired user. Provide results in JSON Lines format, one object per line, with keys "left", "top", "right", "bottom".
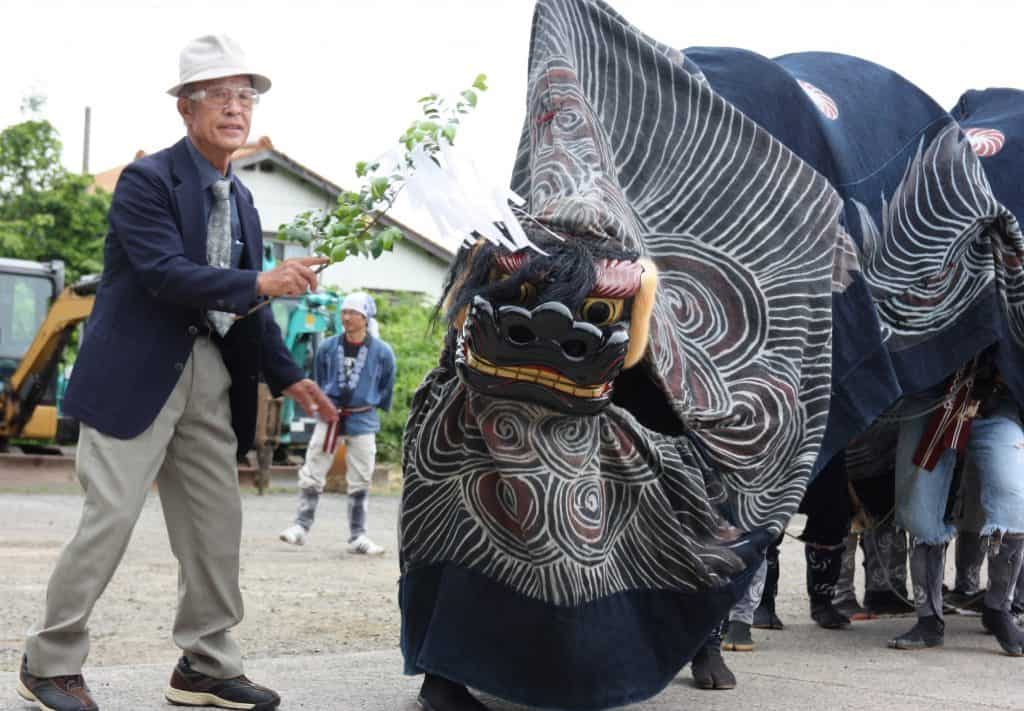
{"left": 270, "top": 291, "right": 342, "bottom": 452}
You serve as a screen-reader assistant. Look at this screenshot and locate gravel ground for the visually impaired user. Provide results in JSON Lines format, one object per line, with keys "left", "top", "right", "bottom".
{"left": 3, "top": 490, "right": 1023, "bottom": 711}
{"left": 0, "top": 490, "right": 972, "bottom": 675}
{"left": 0, "top": 490, "right": 403, "bottom": 674}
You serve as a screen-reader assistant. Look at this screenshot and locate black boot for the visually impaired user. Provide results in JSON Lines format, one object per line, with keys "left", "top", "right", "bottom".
{"left": 863, "top": 589, "right": 915, "bottom": 616}
{"left": 721, "top": 620, "right": 754, "bottom": 651}
{"left": 982, "top": 534, "right": 1024, "bottom": 657}
{"left": 889, "top": 615, "right": 945, "bottom": 650}
{"left": 753, "top": 543, "right": 784, "bottom": 629}
{"left": 691, "top": 619, "right": 737, "bottom": 690}
{"left": 418, "top": 674, "right": 491, "bottom": 711}
{"left": 862, "top": 520, "right": 913, "bottom": 615}
{"left": 954, "top": 531, "right": 986, "bottom": 597}
{"left": 946, "top": 530, "right": 987, "bottom": 614}
{"left": 1013, "top": 565, "right": 1024, "bottom": 623}
{"left": 1012, "top": 554, "right": 1024, "bottom": 627}
{"left": 982, "top": 607, "right": 1024, "bottom": 656}
{"left": 833, "top": 534, "right": 868, "bottom": 619}
{"left": 806, "top": 544, "right": 851, "bottom": 629}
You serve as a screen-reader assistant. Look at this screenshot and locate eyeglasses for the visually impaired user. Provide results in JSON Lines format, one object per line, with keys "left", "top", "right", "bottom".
{"left": 187, "top": 86, "right": 260, "bottom": 110}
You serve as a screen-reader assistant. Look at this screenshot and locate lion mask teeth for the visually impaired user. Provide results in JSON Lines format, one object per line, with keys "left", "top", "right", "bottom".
{"left": 465, "top": 347, "right": 610, "bottom": 398}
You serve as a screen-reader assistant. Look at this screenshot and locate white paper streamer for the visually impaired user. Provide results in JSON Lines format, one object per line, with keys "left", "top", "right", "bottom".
{"left": 402, "top": 142, "right": 541, "bottom": 254}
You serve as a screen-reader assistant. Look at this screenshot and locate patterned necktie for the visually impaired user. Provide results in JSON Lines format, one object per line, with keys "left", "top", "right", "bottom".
{"left": 207, "top": 178, "right": 234, "bottom": 336}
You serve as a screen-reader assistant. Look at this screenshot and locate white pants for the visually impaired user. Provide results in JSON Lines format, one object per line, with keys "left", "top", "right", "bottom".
{"left": 295, "top": 421, "right": 377, "bottom": 539}
{"left": 297, "top": 420, "right": 377, "bottom": 495}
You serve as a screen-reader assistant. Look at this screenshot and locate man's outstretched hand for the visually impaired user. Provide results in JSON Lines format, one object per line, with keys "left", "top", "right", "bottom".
{"left": 257, "top": 256, "right": 329, "bottom": 297}
{"left": 283, "top": 378, "right": 338, "bottom": 423}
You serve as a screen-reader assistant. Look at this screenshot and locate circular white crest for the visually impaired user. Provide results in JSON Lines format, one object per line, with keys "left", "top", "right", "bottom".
{"left": 964, "top": 128, "right": 1006, "bottom": 157}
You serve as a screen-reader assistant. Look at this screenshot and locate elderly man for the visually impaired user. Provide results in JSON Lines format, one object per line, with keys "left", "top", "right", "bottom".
{"left": 279, "top": 291, "right": 396, "bottom": 555}
{"left": 17, "top": 35, "right": 336, "bottom": 711}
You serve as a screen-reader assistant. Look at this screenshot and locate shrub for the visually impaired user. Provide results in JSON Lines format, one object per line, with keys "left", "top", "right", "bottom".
{"left": 371, "top": 290, "right": 443, "bottom": 464}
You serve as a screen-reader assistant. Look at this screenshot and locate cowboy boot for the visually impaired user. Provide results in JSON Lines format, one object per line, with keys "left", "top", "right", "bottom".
{"left": 889, "top": 541, "right": 945, "bottom": 649}
{"left": 862, "top": 521, "right": 915, "bottom": 616}
{"left": 834, "top": 534, "right": 868, "bottom": 619}
{"left": 982, "top": 534, "right": 1024, "bottom": 657}
{"left": 691, "top": 618, "right": 737, "bottom": 690}
{"left": 1013, "top": 560, "right": 1024, "bottom": 622}
{"left": 753, "top": 543, "right": 784, "bottom": 629}
{"left": 806, "top": 544, "right": 851, "bottom": 629}
{"left": 946, "top": 530, "right": 987, "bottom": 613}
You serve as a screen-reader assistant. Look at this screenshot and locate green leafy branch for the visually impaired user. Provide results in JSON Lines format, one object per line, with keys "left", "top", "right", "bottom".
{"left": 279, "top": 73, "right": 488, "bottom": 264}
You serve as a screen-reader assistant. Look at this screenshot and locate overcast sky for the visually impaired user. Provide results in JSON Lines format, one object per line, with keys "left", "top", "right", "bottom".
{"left": 2, "top": 0, "right": 1021, "bottom": 238}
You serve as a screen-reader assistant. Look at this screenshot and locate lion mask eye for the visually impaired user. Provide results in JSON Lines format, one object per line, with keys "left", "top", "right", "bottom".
{"left": 489, "top": 269, "right": 538, "bottom": 307}
{"left": 519, "top": 281, "right": 537, "bottom": 305}
{"left": 579, "top": 297, "right": 624, "bottom": 326}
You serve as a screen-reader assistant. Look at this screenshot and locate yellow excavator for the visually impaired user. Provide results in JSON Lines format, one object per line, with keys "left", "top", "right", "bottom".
{"left": 0, "top": 258, "right": 96, "bottom": 450}
{"left": 0, "top": 257, "right": 284, "bottom": 491}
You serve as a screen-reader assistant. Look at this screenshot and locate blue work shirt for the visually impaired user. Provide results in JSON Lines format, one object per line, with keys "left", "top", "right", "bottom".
{"left": 313, "top": 334, "right": 396, "bottom": 435}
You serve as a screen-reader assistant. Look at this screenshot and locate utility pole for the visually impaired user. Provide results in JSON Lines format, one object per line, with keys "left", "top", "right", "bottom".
{"left": 82, "top": 106, "right": 91, "bottom": 175}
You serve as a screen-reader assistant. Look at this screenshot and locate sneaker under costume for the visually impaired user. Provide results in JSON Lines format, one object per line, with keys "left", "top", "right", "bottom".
{"left": 399, "top": 1, "right": 1024, "bottom": 709}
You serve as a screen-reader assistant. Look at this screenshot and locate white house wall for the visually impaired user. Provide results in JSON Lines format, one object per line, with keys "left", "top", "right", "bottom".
{"left": 320, "top": 240, "right": 450, "bottom": 299}
{"left": 236, "top": 165, "right": 335, "bottom": 231}
{"left": 237, "top": 162, "right": 450, "bottom": 298}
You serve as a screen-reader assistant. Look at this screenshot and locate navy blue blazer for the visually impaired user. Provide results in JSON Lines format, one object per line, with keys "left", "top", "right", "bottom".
{"left": 64, "top": 137, "right": 304, "bottom": 453}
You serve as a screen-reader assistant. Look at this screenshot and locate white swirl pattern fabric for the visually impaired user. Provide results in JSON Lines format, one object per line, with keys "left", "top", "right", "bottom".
{"left": 855, "top": 125, "right": 1024, "bottom": 352}
{"left": 402, "top": 368, "right": 749, "bottom": 607}
{"left": 509, "top": 0, "right": 842, "bottom": 533}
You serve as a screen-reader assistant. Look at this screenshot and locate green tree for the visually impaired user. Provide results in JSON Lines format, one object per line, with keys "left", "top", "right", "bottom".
{"left": 0, "top": 100, "right": 109, "bottom": 282}
{"left": 371, "top": 290, "right": 444, "bottom": 464}
{"left": 282, "top": 74, "right": 488, "bottom": 266}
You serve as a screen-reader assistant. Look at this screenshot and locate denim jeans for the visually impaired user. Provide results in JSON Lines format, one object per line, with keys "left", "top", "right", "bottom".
{"left": 728, "top": 559, "right": 767, "bottom": 624}
{"left": 895, "top": 394, "right": 1024, "bottom": 544}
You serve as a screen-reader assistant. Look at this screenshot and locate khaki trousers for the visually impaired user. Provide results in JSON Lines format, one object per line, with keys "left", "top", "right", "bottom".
{"left": 296, "top": 421, "right": 377, "bottom": 496}
{"left": 25, "top": 336, "right": 245, "bottom": 678}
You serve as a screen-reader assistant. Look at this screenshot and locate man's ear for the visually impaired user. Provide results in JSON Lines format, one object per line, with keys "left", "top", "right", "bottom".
{"left": 623, "top": 257, "right": 657, "bottom": 369}
{"left": 177, "top": 96, "right": 192, "bottom": 123}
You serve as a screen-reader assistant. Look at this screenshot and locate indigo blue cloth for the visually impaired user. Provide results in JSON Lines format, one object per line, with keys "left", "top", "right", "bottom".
{"left": 685, "top": 48, "right": 1022, "bottom": 473}
{"left": 951, "top": 88, "right": 1024, "bottom": 409}
{"left": 400, "top": 4, "right": 1024, "bottom": 709}
{"left": 64, "top": 138, "right": 304, "bottom": 452}
{"left": 312, "top": 334, "right": 394, "bottom": 435}
{"left": 400, "top": 557, "right": 761, "bottom": 711}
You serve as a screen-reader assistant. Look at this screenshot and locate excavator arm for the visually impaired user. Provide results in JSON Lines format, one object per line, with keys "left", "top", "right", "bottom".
{"left": 0, "top": 276, "right": 97, "bottom": 440}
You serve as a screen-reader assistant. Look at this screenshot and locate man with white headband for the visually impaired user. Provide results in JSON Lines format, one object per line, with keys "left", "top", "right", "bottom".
{"left": 280, "top": 291, "right": 396, "bottom": 555}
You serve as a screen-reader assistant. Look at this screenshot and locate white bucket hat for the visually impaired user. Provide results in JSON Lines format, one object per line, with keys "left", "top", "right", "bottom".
{"left": 167, "top": 34, "right": 271, "bottom": 97}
